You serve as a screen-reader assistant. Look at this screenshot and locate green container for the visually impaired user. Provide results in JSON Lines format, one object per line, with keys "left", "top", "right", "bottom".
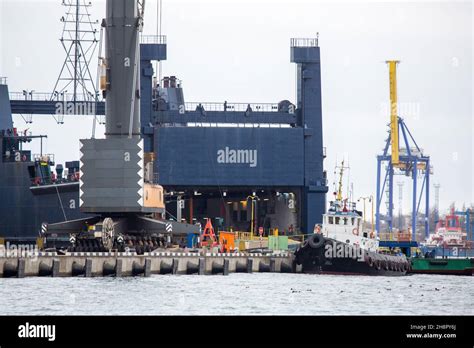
{"left": 268, "top": 236, "right": 288, "bottom": 251}
{"left": 410, "top": 258, "right": 474, "bottom": 276}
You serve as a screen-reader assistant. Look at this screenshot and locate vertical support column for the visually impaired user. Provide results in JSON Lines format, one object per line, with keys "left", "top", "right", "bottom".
{"left": 172, "top": 258, "right": 179, "bottom": 275}
{"left": 140, "top": 39, "right": 167, "bottom": 152}
{"left": 177, "top": 196, "right": 183, "bottom": 223}
{"left": 17, "top": 259, "right": 25, "bottom": 278}
{"left": 144, "top": 258, "right": 151, "bottom": 277}
{"left": 140, "top": 57, "right": 154, "bottom": 152}
{"left": 52, "top": 259, "right": 60, "bottom": 277}
{"left": 412, "top": 160, "right": 418, "bottom": 241}
{"left": 467, "top": 209, "right": 472, "bottom": 241}
{"left": 375, "top": 157, "right": 382, "bottom": 234}
{"left": 115, "top": 259, "right": 123, "bottom": 277}
{"left": 247, "top": 258, "right": 253, "bottom": 273}
{"left": 270, "top": 258, "right": 276, "bottom": 272}
{"left": 425, "top": 159, "right": 430, "bottom": 238}
{"left": 189, "top": 196, "right": 194, "bottom": 224}
{"left": 223, "top": 259, "right": 229, "bottom": 276}
{"left": 198, "top": 258, "right": 205, "bottom": 275}
{"left": 291, "top": 40, "right": 328, "bottom": 233}
{"left": 388, "top": 163, "right": 394, "bottom": 232}
{"left": 85, "top": 258, "right": 92, "bottom": 277}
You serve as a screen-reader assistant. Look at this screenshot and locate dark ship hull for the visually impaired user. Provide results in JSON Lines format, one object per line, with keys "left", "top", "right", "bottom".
{"left": 0, "top": 82, "right": 89, "bottom": 244}
{"left": 0, "top": 154, "right": 86, "bottom": 243}
{"left": 295, "top": 234, "right": 410, "bottom": 276}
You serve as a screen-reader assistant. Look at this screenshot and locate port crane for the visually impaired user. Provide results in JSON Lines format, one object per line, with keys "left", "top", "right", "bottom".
{"left": 375, "top": 61, "right": 431, "bottom": 241}
{"left": 42, "top": 0, "right": 199, "bottom": 253}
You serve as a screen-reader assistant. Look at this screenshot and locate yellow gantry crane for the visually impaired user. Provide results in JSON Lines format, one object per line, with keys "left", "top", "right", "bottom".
{"left": 386, "top": 60, "right": 400, "bottom": 167}
{"left": 376, "top": 60, "right": 432, "bottom": 241}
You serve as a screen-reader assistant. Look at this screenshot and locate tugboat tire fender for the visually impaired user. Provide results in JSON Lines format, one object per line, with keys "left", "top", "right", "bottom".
{"left": 308, "top": 234, "right": 325, "bottom": 249}
{"left": 366, "top": 256, "right": 374, "bottom": 267}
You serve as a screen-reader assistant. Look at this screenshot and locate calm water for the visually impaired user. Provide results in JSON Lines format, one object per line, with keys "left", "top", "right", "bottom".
{"left": 0, "top": 274, "right": 472, "bottom": 315}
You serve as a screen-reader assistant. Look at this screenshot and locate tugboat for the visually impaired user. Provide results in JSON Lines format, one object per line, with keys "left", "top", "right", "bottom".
{"left": 424, "top": 209, "right": 467, "bottom": 248}
{"left": 295, "top": 162, "right": 410, "bottom": 275}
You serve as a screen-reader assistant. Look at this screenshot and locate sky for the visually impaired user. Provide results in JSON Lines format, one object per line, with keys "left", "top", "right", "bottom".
{"left": 0, "top": 0, "right": 472, "bottom": 214}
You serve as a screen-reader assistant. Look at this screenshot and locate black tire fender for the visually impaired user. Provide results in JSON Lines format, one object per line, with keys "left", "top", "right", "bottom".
{"left": 366, "top": 256, "right": 374, "bottom": 267}
{"left": 308, "top": 234, "right": 325, "bottom": 249}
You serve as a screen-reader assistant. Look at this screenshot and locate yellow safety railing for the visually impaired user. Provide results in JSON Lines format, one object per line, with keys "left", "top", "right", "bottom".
{"left": 288, "top": 234, "right": 308, "bottom": 243}
{"left": 234, "top": 231, "right": 252, "bottom": 241}
{"left": 379, "top": 232, "right": 412, "bottom": 242}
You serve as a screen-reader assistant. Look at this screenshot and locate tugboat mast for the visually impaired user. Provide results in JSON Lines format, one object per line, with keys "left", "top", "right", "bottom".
{"left": 336, "top": 160, "right": 345, "bottom": 201}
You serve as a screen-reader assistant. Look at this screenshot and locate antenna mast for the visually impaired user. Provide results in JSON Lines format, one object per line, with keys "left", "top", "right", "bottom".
{"left": 51, "top": 0, "right": 100, "bottom": 120}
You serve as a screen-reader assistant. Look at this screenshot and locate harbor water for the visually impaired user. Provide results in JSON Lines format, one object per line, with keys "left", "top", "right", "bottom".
{"left": 0, "top": 274, "right": 472, "bottom": 315}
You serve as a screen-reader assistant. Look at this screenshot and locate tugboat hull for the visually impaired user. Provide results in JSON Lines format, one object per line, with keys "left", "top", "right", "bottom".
{"left": 295, "top": 234, "right": 410, "bottom": 276}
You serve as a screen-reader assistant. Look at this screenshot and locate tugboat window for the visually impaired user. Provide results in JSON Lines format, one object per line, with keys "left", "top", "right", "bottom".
{"left": 328, "top": 216, "right": 334, "bottom": 224}
{"left": 335, "top": 217, "right": 340, "bottom": 225}
{"left": 343, "top": 218, "right": 348, "bottom": 225}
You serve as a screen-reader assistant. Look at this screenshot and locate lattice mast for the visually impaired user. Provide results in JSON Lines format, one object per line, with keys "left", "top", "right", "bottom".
{"left": 51, "top": 0, "right": 99, "bottom": 103}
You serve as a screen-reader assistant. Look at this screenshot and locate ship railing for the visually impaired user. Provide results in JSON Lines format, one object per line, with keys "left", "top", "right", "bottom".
{"left": 291, "top": 37, "right": 319, "bottom": 48}
{"left": 288, "top": 234, "right": 308, "bottom": 243}
{"left": 9, "top": 91, "right": 100, "bottom": 102}
{"left": 379, "top": 232, "right": 412, "bottom": 242}
{"left": 33, "top": 153, "right": 55, "bottom": 164}
{"left": 235, "top": 231, "right": 252, "bottom": 241}
{"left": 140, "top": 35, "right": 167, "bottom": 44}
{"left": 185, "top": 102, "right": 280, "bottom": 113}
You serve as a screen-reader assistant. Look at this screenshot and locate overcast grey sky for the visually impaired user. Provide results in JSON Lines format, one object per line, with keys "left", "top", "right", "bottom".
{"left": 0, "top": 0, "right": 472, "bottom": 214}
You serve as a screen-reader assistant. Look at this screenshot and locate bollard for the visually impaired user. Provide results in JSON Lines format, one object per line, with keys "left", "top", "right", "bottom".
{"left": 198, "top": 258, "right": 205, "bottom": 275}
{"left": 115, "top": 259, "right": 123, "bottom": 277}
{"left": 247, "top": 259, "right": 253, "bottom": 273}
{"left": 144, "top": 258, "right": 151, "bottom": 277}
{"left": 223, "top": 259, "right": 229, "bottom": 276}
